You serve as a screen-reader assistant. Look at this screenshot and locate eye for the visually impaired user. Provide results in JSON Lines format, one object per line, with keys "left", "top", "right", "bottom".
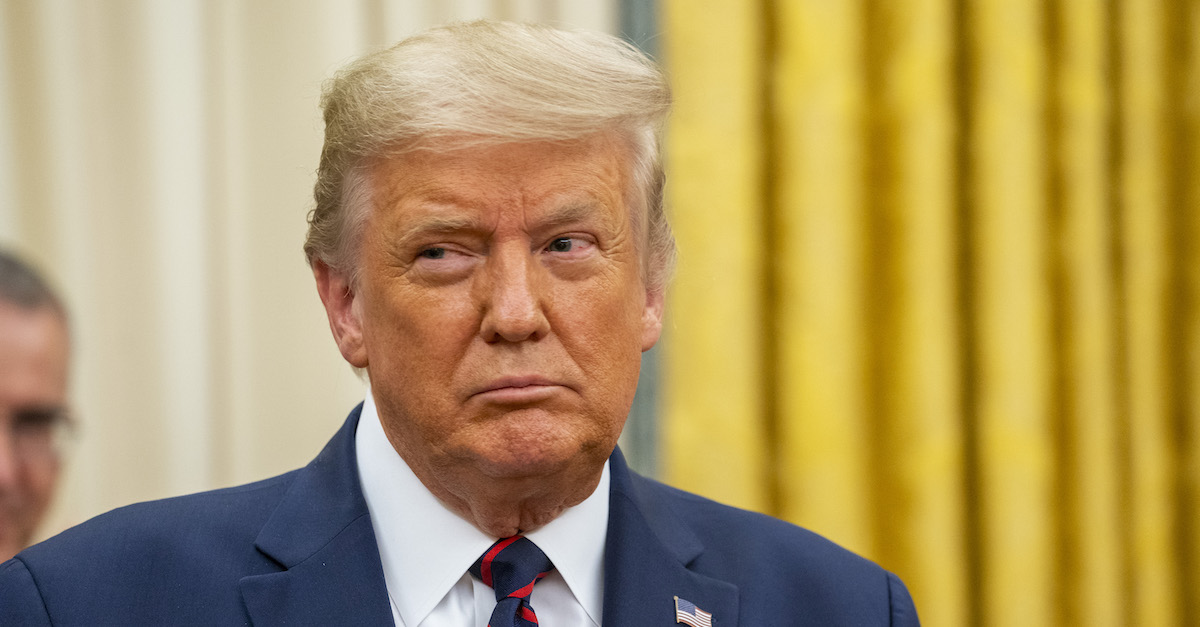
{"left": 12, "top": 408, "right": 65, "bottom": 436}
{"left": 409, "top": 244, "right": 476, "bottom": 284}
{"left": 546, "top": 238, "right": 574, "bottom": 253}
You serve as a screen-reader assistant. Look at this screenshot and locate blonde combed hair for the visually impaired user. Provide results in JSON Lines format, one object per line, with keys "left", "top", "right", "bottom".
{"left": 304, "top": 20, "right": 675, "bottom": 290}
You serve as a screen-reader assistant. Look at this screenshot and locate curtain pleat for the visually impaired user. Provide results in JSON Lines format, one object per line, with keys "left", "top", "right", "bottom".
{"left": 770, "top": 0, "right": 875, "bottom": 557}
{"left": 660, "top": 0, "right": 770, "bottom": 512}
{"left": 1052, "top": 1, "right": 1123, "bottom": 625}
{"left": 1119, "top": 1, "right": 1183, "bottom": 623}
{"left": 866, "top": 2, "right": 967, "bottom": 626}
{"left": 968, "top": 1, "right": 1056, "bottom": 624}
{"left": 1185, "top": 2, "right": 1200, "bottom": 618}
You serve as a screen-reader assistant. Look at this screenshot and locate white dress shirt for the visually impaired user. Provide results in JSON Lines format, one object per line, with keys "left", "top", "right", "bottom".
{"left": 355, "top": 391, "right": 608, "bottom": 627}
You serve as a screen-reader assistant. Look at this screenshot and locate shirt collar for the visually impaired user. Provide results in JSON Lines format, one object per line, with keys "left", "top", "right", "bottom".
{"left": 355, "top": 391, "right": 609, "bottom": 627}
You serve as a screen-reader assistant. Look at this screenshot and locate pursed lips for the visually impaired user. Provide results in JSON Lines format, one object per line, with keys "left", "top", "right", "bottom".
{"left": 469, "top": 375, "right": 569, "bottom": 403}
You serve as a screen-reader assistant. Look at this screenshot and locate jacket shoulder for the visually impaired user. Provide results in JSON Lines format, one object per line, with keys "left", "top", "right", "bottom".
{"left": 627, "top": 472, "right": 863, "bottom": 563}
{"left": 626, "top": 473, "right": 919, "bottom": 625}
{"left": 3, "top": 470, "right": 300, "bottom": 624}
{"left": 26, "top": 469, "right": 297, "bottom": 563}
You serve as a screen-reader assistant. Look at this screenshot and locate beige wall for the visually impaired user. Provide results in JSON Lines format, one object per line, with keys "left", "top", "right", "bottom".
{"left": 0, "top": 0, "right": 617, "bottom": 541}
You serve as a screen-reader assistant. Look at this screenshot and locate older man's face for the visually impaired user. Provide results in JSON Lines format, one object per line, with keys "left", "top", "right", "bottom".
{"left": 0, "top": 303, "right": 68, "bottom": 560}
{"left": 322, "top": 132, "right": 662, "bottom": 501}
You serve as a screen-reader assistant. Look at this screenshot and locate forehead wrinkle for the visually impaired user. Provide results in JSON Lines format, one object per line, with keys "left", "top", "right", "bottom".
{"left": 396, "top": 198, "right": 615, "bottom": 246}
{"left": 375, "top": 148, "right": 628, "bottom": 247}
{"left": 383, "top": 184, "right": 492, "bottom": 245}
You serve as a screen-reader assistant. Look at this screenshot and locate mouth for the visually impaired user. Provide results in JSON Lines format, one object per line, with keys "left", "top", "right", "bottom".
{"left": 470, "top": 375, "right": 568, "bottom": 404}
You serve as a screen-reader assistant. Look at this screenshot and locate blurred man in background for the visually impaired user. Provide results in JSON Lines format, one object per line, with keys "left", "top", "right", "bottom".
{"left": 0, "top": 250, "right": 70, "bottom": 561}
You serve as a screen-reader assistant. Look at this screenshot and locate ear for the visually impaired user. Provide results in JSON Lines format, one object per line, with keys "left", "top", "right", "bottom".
{"left": 640, "top": 286, "right": 664, "bottom": 352}
{"left": 313, "top": 261, "right": 368, "bottom": 368}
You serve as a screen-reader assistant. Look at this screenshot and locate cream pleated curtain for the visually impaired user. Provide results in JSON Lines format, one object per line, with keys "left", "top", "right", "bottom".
{"left": 661, "top": 1, "right": 1199, "bottom": 626}
{"left": 0, "top": 0, "right": 620, "bottom": 543}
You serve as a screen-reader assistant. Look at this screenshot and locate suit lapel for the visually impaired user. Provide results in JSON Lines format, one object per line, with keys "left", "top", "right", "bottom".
{"left": 239, "top": 405, "right": 394, "bottom": 626}
{"left": 603, "top": 449, "right": 740, "bottom": 626}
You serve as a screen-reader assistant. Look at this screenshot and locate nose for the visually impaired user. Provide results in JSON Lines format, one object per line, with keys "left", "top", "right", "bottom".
{"left": 478, "top": 246, "right": 551, "bottom": 343}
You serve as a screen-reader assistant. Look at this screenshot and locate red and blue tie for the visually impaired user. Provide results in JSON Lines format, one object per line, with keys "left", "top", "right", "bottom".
{"left": 470, "top": 536, "right": 554, "bottom": 627}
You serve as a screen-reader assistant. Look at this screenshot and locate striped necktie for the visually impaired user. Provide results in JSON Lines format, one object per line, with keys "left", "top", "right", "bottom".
{"left": 470, "top": 536, "right": 554, "bottom": 627}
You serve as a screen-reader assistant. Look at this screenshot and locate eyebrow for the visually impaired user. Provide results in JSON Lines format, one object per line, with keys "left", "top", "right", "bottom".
{"left": 535, "top": 201, "right": 603, "bottom": 231}
{"left": 398, "top": 214, "right": 481, "bottom": 239}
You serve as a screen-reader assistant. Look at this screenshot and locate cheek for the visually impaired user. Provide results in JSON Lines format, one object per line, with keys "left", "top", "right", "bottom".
{"left": 559, "top": 282, "right": 647, "bottom": 383}
{"left": 590, "top": 272, "right": 649, "bottom": 343}
{"left": 368, "top": 287, "right": 473, "bottom": 358}
{"left": 22, "top": 459, "right": 60, "bottom": 510}
{"left": 363, "top": 289, "right": 480, "bottom": 415}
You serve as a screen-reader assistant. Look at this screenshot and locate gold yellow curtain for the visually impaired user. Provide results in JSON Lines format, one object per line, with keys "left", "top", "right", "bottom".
{"left": 659, "top": 1, "right": 1199, "bottom": 626}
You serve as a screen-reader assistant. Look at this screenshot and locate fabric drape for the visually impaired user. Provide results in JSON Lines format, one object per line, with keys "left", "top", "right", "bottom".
{"left": 661, "top": 1, "right": 1199, "bottom": 626}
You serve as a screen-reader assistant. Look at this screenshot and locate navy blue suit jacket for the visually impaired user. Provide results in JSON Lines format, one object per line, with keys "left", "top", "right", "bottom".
{"left": 1, "top": 406, "right": 919, "bottom": 625}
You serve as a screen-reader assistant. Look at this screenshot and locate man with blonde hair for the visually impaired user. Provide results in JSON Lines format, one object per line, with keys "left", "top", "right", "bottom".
{"left": 1, "top": 21, "right": 917, "bottom": 625}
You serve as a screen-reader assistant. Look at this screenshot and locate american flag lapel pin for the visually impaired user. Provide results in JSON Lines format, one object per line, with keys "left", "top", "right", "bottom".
{"left": 674, "top": 595, "right": 714, "bottom": 627}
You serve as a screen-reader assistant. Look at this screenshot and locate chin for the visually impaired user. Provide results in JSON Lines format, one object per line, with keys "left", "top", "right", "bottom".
{"left": 448, "top": 406, "right": 620, "bottom": 478}
{"left": 473, "top": 442, "right": 585, "bottom": 479}
{"left": 475, "top": 431, "right": 611, "bottom": 480}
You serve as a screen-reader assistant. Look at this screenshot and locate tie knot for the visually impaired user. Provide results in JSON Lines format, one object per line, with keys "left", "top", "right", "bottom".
{"left": 470, "top": 535, "right": 554, "bottom": 600}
